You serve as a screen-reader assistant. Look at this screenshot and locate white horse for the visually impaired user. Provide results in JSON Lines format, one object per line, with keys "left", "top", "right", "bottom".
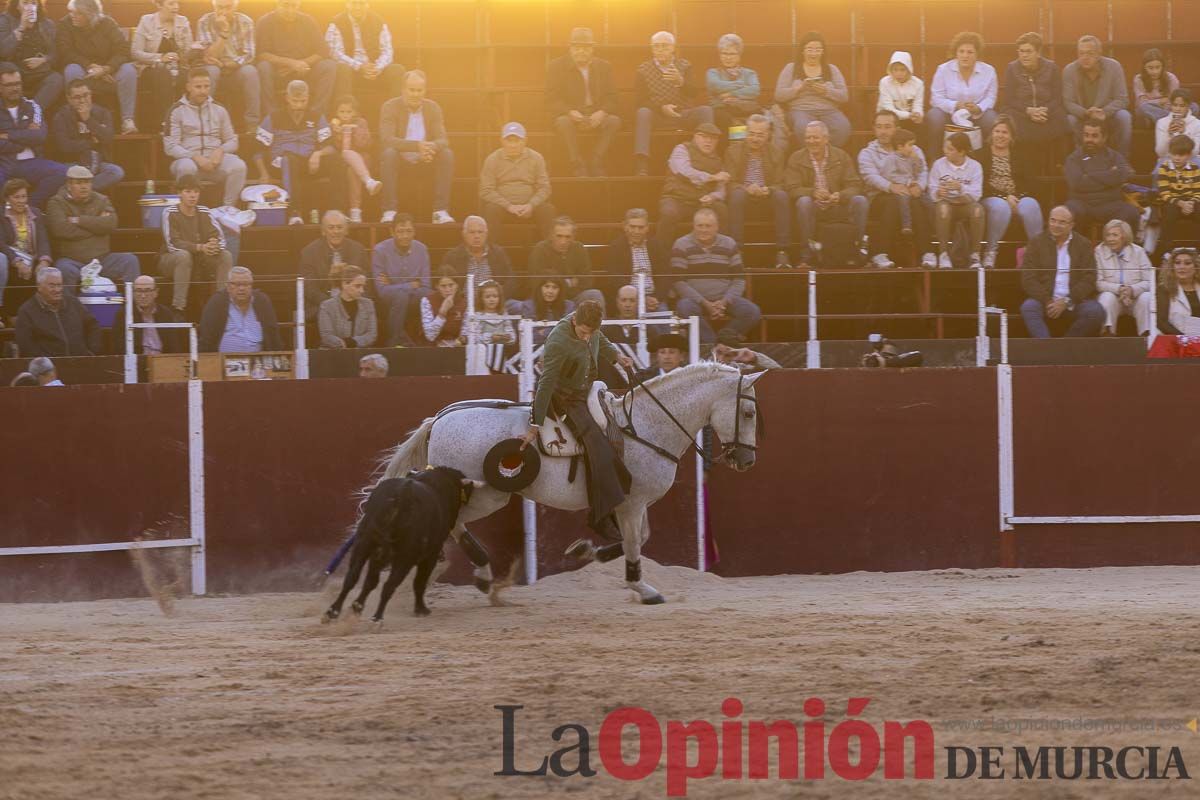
{"left": 374, "top": 361, "right": 765, "bottom": 603}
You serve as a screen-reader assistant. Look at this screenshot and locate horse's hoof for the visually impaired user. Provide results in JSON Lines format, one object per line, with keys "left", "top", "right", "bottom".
{"left": 565, "top": 538, "right": 596, "bottom": 562}
{"left": 473, "top": 578, "right": 492, "bottom": 594}
{"left": 350, "top": 602, "right": 364, "bottom": 615}
{"left": 321, "top": 610, "right": 337, "bottom": 624}
{"left": 414, "top": 606, "right": 431, "bottom": 617}
{"left": 641, "top": 594, "right": 667, "bottom": 605}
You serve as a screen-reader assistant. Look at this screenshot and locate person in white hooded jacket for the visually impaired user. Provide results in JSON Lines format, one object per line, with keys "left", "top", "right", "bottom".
{"left": 876, "top": 51, "right": 925, "bottom": 129}
{"left": 163, "top": 68, "right": 247, "bottom": 210}
{"left": 1154, "top": 89, "right": 1200, "bottom": 158}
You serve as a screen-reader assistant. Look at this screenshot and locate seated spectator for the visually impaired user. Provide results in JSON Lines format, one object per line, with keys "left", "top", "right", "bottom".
{"left": 473, "top": 278, "right": 515, "bottom": 344}
{"left": 329, "top": 95, "right": 378, "bottom": 224}
{"left": 165, "top": 68, "right": 246, "bottom": 210}
{"left": 876, "top": 51, "right": 924, "bottom": 131}
{"left": 526, "top": 215, "right": 604, "bottom": 311}
{"left": 15, "top": 264, "right": 99, "bottom": 355}
{"left": 1, "top": 177, "right": 51, "bottom": 285}
{"left": 318, "top": 263, "right": 376, "bottom": 349}
{"left": 442, "top": 215, "right": 515, "bottom": 303}
{"left": 58, "top": 0, "right": 137, "bottom": 134}
{"left": 1156, "top": 247, "right": 1200, "bottom": 335}
{"left": 774, "top": 31, "right": 850, "bottom": 147}
{"left": 379, "top": 69, "right": 454, "bottom": 226}
{"left": 1019, "top": 204, "right": 1104, "bottom": 337}
{"left": 299, "top": 209, "right": 366, "bottom": 324}
{"left": 785, "top": 119, "right": 867, "bottom": 266}
{"left": 546, "top": 27, "right": 619, "bottom": 178}
{"left": 520, "top": 274, "right": 573, "bottom": 344}
{"left": 927, "top": 31, "right": 998, "bottom": 154}
{"left": 633, "top": 31, "right": 712, "bottom": 176}
{"left": 325, "top": 0, "right": 404, "bottom": 101}
{"left": 638, "top": 331, "right": 687, "bottom": 379}
{"left": 111, "top": 274, "right": 184, "bottom": 354}
{"left": 27, "top": 355, "right": 60, "bottom": 383}
{"left": 929, "top": 132, "right": 984, "bottom": 268}
{"left": 670, "top": 207, "right": 760, "bottom": 343}
{"left": 724, "top": 113, "right": 789, "bottom": 268}
{"left": 51, "top": 79, "right": 122, "bottom": 192}
{"left": 1000, "top": 32, "right": 1069, "bottom": 148}
{"left": 605, "top": 207, "right": 666, "bottom": 311}
{"left": 358, "top": 351, "right": 386, "bottom": 377}
{"left": 9, "top": 370, "right": 37, "bottom": 385}
{"left": 1063, "top": 35, "right": 1131, "bottom": 156}
{"left": 0, "top": 0, "right": 63, "bottom": 112}
{"left": 158, "top": 173, "right": 231, "bottom": 312}
{"left": 976, "top": 115, "right": 1043, "bottom": 268}
{"left": 372, "top": 211, "right": 429, "bottom": 346}
{"left": 1134, "top": 48, "right": 1180, "bottom": 129}
{"left": 478, "top": 121, "right": 555, "bottom": 241}
{"left": 196, "top": 0, "right": 261, "bottom": 135}
{"left": 0, "top": 62, "right": 64, "bottom": 207}
{"left": 657, "top": 122, "right": 728, "bottom": 247}
{"left": 46, "top": 165, "right": 138, "bottom": 292}
{"left": 1154, "top": 89, "right": 1200, "bottom": 158}
{"left": 706, "top": 33, "right": 761, "bottom": 134}
{"left": 132, "top": 0, "right": 193, "bottom": 126}
{"left": 1094, "top": 219, "right": 1152, "bottom": 336}
{"left": 254, "top": 79, "right": 342, "bottom": 226}
{"left": 255, "top": 0, "right": 334, "bottom": 116}
{"left": 858, "top": 109, "right": 935, "bottom": 268}
{"left": 198, "top": 265, "right": 282, "bottom": 352}
{"left": 1153, "top": 134, "right": 1200, "bottom": 260}
{"left": 420, "top": 264, "right": 465, "bottom": 347}
{"left": 602, "top": 284, "right": 643, "bottom": 344}
{"left": 1064, "top": 119, "right": 1139, "bottom": 231}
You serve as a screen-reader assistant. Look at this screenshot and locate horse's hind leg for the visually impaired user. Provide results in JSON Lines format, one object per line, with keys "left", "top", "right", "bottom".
{"left": 371, "top": 557, "right": 413, "bottom": 624}
{"left": 324, "top": 544, "right": 371, "bottom": 621}
{"left": 453, "top": 525, "right": 493, "bottom": 592}
{"left": 620, "top": 504, "right": 664, "bottom": 605}
{"left": 351, "top": 552, "right": 386, "bottom": 615}
{"left": 412, "top": 555, "right": 437, "bottom": 616}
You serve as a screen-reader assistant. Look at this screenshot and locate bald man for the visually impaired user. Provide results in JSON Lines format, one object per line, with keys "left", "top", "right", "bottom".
{"left": 111, "top": 276, "right": 186, "bottom": 355}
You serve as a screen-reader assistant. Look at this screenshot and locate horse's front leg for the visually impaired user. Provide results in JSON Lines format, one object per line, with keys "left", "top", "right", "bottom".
{"left": 620, "top": 504, "right": 664, "bottom": 605}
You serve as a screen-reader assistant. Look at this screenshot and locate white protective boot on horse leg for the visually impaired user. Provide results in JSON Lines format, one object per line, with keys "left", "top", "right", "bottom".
{"left": 619, "top": 504, "right": 663, "bottom": 604}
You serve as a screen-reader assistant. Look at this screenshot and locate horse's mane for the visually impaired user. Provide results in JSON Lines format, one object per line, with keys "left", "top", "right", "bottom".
{"left": 623, "top": 360, "right": 740, "bottom": 399}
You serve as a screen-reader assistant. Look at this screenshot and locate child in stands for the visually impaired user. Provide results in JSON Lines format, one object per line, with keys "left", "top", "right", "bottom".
{"left": 1153, "top": 134, "right": 1200, "bottom": 261}
{"left": 330, "top": 95, "right": 381, "bottom": 224}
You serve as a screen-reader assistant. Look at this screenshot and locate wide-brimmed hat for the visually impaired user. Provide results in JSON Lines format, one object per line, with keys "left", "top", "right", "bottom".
{"left": 482, "top": 438, "right": 541, "bottom": 492}
{"left": 651, "top": 332, "right": 688, "bottom": 352}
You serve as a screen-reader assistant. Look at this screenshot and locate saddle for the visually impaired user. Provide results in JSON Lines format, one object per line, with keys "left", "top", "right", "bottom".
{"left": 537, "top": 381, "right": 623, "bottom": 459}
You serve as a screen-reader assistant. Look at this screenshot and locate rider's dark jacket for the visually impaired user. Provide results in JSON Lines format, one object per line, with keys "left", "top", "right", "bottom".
{"left": 532, "top": 313, "right": 618, "bottom": 426}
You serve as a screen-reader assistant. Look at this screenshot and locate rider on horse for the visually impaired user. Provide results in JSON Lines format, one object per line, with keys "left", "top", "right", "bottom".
{"left": 521, "top": 300, "right": 635, "bottom": 540}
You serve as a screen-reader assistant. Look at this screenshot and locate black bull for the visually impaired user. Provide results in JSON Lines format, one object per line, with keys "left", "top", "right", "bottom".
{"left": 323, "top": 467, "right": 477, "bottom": 623}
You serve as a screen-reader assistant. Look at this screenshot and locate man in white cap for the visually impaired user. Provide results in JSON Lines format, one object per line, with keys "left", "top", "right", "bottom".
{"left": 478, "top": 121, "right": 556, "bottom": 242}
{"left": 546, "top": 27, "right": 620, "bottom": 177}
{"left": 45, "top": 164, "right": 140, "bottom": 292}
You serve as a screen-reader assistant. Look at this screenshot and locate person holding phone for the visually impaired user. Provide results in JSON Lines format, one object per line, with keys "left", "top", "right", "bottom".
{"left": 0, "top": 0, "right": 61, "bottom": 112}
{"left": 1154, "top": 88, "right": 1200, "bottom": 158}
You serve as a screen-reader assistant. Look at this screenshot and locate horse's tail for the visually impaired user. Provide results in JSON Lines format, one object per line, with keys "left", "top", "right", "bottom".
{"left": 379, "top": 416, "right": 436, "bottom": 481}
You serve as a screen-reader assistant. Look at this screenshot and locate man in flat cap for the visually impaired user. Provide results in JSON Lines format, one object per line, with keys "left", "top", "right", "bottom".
{"left": 545, "top": 27, "right": 620, "bottom": 177}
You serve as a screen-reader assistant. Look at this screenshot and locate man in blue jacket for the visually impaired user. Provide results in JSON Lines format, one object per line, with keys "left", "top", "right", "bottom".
{"left": 0, "top": 62, "right": 65, "bottom": 207}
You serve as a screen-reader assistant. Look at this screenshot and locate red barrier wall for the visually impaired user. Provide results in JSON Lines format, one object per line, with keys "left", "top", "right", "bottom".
{"left": 706, "top": 368, "right": 1003, "bottom": 575}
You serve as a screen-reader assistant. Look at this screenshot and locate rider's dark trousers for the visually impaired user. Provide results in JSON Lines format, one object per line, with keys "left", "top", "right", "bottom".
{"left": 559, "top": 395, "right": 630, "bottom": 531}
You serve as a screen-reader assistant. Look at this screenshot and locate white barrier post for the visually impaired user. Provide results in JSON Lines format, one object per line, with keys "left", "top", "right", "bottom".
{"left": 688, "top": 315, "right": 706, "bottom": 572}
{"left": 464, "top": 273, "right": 478, "bottom": 375}
{"left": 518, "top": 319, "right": 537, "bottom": 584}
{"left": 806, "top": 269, "right": 820, "bottom": 368}
{"left": 123, "top": 280, "right": 136, "bottom": 383}
{"left": 636, "top": 272, "right": 649, "bottom": 366}
{"left": 999, "top": 311, "right": 1009, "bottom": 366}
{"left": 294, "top": 277, "right": 309, "bottom": 379}
{"left": 187, "top": 378, "right": 207, "bottom": 594}
{"left": 976, "top": 265, "right": 990, "bottom": 366}
{"left": 997, "top": 362, "right": 1014, "bottom": 533}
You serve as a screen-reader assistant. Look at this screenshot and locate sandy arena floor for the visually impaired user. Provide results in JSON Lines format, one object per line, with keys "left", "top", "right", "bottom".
{"left": 2, "top": 560, "right": 1199, "bottom": 799}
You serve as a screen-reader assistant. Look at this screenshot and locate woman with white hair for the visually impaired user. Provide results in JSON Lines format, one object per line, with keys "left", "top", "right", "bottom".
{"left": 706, "top": 33, "right": 761, "bottom": 133}
{"left": 1095, "top": 218, "right": 1153, "bottom": 335}
{"left": 58, "top": 0, "right": 138, "bottom": 133}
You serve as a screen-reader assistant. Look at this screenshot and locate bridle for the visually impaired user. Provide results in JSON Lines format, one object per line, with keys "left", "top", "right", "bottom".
{"left": 620, "top": 369, "right": 762, "bottom": 466}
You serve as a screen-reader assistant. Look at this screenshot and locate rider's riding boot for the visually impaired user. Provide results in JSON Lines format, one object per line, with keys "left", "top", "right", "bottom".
{"left": 593, "top": 514, "right": 622, "bottom": 542}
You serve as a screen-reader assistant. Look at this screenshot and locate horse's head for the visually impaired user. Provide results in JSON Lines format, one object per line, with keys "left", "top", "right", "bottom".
{"left": 708, "top": 367, "right": 765, "bottom": 472}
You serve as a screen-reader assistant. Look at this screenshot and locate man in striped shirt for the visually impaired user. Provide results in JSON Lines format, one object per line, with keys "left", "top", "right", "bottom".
{"left": 670, "top": 207, "right": 761, "bottom": 343}
{"left": 324, "top": 0, "right": 405, "bottom": 102}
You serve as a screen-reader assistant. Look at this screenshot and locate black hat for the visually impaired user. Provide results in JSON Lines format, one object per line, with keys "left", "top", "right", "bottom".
{"left": 652, "top": 332, "right": 688, "bottom": 352}
{"left": 482, "top": 438, "right": 541, "bottom": 492}
{"left": 716, "top": 327, "right": 743, "bottom": 347}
